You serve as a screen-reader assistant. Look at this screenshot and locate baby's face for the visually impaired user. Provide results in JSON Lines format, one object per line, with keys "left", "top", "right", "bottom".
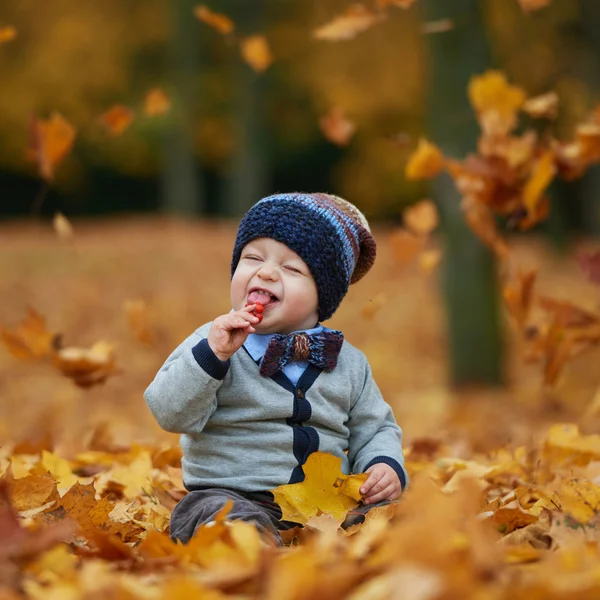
{"left": 231, "top": 238, "right": 319, "bottom": 334}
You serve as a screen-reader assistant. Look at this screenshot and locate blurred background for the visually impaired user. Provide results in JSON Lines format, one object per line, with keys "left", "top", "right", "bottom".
{"left": 3, "top": 0, "right": 600, "bottom": 451}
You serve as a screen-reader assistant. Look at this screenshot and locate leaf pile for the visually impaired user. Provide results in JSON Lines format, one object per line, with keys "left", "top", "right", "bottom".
{"left": 2, "top": 424, "right": 600, "bottom": 598}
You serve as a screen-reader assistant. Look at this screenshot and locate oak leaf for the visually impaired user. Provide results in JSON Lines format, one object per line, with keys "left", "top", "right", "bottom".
{"left": 193, "top": 5, "right": 234, "bottom": 35}
{"left": 405, "top": 138, "right": 445, "bottom": 180}
{"left": 271, "top": 452, "right": 368, "bottom": 525}
{"left": 313, "top": 5, "right": 386, "bottom": 42}
{"left": 239, "top": 36, "right": 273, "bottom": 72}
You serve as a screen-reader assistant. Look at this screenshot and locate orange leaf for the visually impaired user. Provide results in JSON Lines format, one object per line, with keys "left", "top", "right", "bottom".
{"left": 517, "top": 0, "right": 551, "bottom": 12}
{"left": 468, "top": 71, "right": 526, "bottom": 136}
{"left": 503, "top": 269, "right": 536, "bottom": 330}
{"left": 1, "top": 308, "right": 58, "bottom": 359}
{"left": 239, "top": 35, "right": 273, "bottom": 72}
{"left": 522, "top": 91, "right": 559, "bottom": 120}
{"left": 144, "top": 88, "right": 171, "bottom": 117}
{"left": 313, "top": 5, "right": 386, "bottom": 42}
{"left": 99, "top": 105, "right": 134, "bottom": 136}
{"left": 388, "top": 228, "right": 426, "bottom": 265}
{"left": 319, "top": 106, "right": 356, "bottom": 146}
{"left": 538, "top": 297, "right": 599, "bottom": 328}
{"left": 53, "top": 340, "right": 119, "bottom": 388}
{"left": 29, "top": 113, "right": 76, "bottom": 181}
{"left": 376, "top": 0, "right": 415, "bottom": 7}
{"left": 461, "top": 197, "right": 509, "bottom": 257}
{"left": 124, "top": 299, "right": 155, "bottom": 345}
{"left": 405, "top": 138, "right": 445, "bottom": 180}
{"left": 1, "top": 467, "right": 59, "bottom": 512}
{"left": 403, "top": 199, "right": 439, "bottom": 235}
{"left": 193, "top": 5, "right": 234, "bottom": 35}
{"left": 271, "top": 452, "right": 368, "bottom": 525}
{"left": 0, "top": 26, "right": 17, "bottom": 44}
{"left": 523, "top": 151, "right": 555, "bottom": 217}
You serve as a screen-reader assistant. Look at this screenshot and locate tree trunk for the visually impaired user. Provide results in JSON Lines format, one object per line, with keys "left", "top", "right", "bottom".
{"left": 160, "top": 0, "right": 203, "bottom": 215}
{"left": 423, "top": 0, "right": 504, "bottom": 386}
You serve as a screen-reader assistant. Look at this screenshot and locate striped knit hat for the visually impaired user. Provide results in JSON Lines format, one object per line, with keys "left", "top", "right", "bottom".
{"left": 231, "top": 192, "right": 376, "bottom": 322}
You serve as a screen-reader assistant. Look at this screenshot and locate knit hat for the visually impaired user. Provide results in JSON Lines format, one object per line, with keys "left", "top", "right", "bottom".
{"left": 231, "top": 192, "right": 377, "bottom": 321}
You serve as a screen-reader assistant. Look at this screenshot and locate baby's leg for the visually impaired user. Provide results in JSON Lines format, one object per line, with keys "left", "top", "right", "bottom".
{"left": 169, "top": 488, "right": 285, "bottom": 545}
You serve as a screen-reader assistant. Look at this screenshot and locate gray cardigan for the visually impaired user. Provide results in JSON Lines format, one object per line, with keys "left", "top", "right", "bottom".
{"left": 144, "top": 322, "right": 407, "bottom": 492}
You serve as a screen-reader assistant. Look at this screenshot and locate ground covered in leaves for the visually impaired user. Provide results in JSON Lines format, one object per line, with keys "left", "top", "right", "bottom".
{"left": 3, "top": 218, "right": 600, "bottom": 599}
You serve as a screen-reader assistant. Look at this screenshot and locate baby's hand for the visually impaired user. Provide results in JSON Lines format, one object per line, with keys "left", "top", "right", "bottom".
{"left": 360, "top": 463, "right": 402, "bottom": 505}
{"left": 207, "top": 305, "right": 261, "bottom": 361}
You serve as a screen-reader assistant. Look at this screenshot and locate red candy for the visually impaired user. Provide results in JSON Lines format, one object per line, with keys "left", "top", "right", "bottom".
{"left": 245, "top": 301, "right": 264, "bottom": 323}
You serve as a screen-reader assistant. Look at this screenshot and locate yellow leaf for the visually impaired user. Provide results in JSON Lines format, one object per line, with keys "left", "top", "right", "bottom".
{"left": 52, "top": 212, "right": 73, "bottom": 241}
{"left": 0, "top": 26, "right": 17, "bottom": 44}
{"left": 419, "top": 249, "right": 441, "bottom": 273}
{"left": 193, "top": 5, "right": 234, "bottom": 35}
{"left": 40, "top": 451, "right": 79, "bottom": 494}
{"left": 123, "top": 299, "right": 155, "bottom": 345}
{"left": 53, "top": 340, "right": 119, "bottom": 388}
{"left": 388, "top": 228, "right": 425, "bottom": 265}
{"left": 313, "top": 5, "right": 386, "bottom": 42}
{"left": 29, "top": 113, "right": 76, "bottom": 181}
{"left": 376, "top": 0, "right": 416, "bottom": 7}
{"left": 543, "top": 424, "right": 600, "bottom": 467}
{"left": 99, "top": 105, "right": 134, "bottom": 136}
{"left": 144, "top": 88, "right": 171, "bottom": 117}
{"left": 523, "top": 151, "right": 555, "bottom": 216}
{"left": 271, "top": 452, "right": 368, "bottom": 525}
{"left": 239, "top": 36, "right": 273, "bottom": 73}
{"left": 1, "top": 308, "right": 58, "bottom": 360}
{"left": 2, "top": 467, "right": 59, "bottom": 512}
{"left": 468, "top": 71, "right": 526, "bottom": 136}
{"left": 503, "top": 268, "right": 537, "bottom": 330}
{"left": 405, "top": 138, "right": 445, "bottom": 180}
{"left": 522, "top": 91, "right": 559, "bottom": 119}
{"left": 403, "top": 199, "right": 439, "bottom": 235}
{"left": 536, "top": 479, "right": 600, "bottom": 524}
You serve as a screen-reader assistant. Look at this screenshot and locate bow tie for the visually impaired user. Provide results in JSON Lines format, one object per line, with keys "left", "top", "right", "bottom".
{"left": 259, "top": 330, "right": 344, "bottom": 377}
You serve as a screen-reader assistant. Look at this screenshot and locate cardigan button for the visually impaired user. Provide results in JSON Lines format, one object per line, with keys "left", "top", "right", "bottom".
{"left": 297, "top": 388, "right": 304, "bottom": 398}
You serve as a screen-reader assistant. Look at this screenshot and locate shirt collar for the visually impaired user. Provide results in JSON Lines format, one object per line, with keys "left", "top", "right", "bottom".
{"left": 243, "top": 323, "right": 325, "bottom": 362}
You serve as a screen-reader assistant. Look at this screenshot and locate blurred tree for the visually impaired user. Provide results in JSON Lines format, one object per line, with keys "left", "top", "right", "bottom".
{"left": 160, "top": 0, "right": 203, "bottom": 215}
{"left": 423, "top": 0, "right": 504, "bottom": 386}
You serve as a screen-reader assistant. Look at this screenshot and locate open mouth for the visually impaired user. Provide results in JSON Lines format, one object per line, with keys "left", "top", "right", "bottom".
{"left": 247, "top": 288, "right": 280, "bottom": 309}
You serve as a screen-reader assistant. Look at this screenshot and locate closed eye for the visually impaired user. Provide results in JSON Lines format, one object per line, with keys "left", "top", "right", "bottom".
{"left": 284, "top": 266, "right": 301, "bottom": 273}
{"left": 243, "top": 255, "right": 262, "bottom": 261}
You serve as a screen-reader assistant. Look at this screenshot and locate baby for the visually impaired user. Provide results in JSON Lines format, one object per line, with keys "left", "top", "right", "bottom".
{"left": 144, "top": 192, "right": 407, "bottom": 544}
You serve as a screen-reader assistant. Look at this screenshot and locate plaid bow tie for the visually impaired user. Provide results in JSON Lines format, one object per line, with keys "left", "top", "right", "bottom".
{"left": 259, "top": 330, "right": 344, "bottom": 377}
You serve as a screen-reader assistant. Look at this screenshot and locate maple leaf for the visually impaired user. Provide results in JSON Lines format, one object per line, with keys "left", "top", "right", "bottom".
{"left": 1, "top": 466, "right": 59, "bottom": 512}
{"left": 239, "top": 36, "right": 273, "bottom": 72}
{"left": 0, "top": 308, "right": 59, "bottom": 360}
{"left": 0, "top": 26, "right": 17, "bottom": 44}
{"left": 405, "top": 138, "right": 445, "bottom": 180}
{"left": 53, "top": 340, "right": 119, "bottom": 388}
{"left": 271, "top": 452, "right": 368, "bottom": 525}
{"left": 313, "top": 5, "right": 386, "bottom": 42}
{"left": 29, "top": 113, "right": 76, "bottom": 181}
{"left": 319, "top": 106, "right": 356, "bottom": 146}
{"left": 99, "top": 105, "right": 134, "bottom": 136}
{"left": 143, "top": 88, "right": 171, "bottom": 117}
{"left": 193, "top": 5, "right": 235, "bottom": 35}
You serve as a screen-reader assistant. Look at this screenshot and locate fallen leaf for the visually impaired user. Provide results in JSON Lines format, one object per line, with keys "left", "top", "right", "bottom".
{"left": 29, "top": 113, "right": 76, "bottom": 181}
{"left": 1, "top": 308, "right": 58, "bottom": 360}
{"left": 403, "top": 199, "right": 439, "bottom": 235}
{"left": 193, "top": 5, "right": 234, "bottom": 35}
{"left": 313, "top": 5, "right": 386, "bottom": 42}
{"left": 239, "top": 36, "right": 273, "bottom": 72}
{"left": 405, "top": 138, "right": 445, "bottom": 180}
{"left": 52, "top": 212, "right": 74, "bottom": 241}
{"left": 0, "top": 26, "right": 17, "bottom": 44}
{"left": 99, "top": 105, "right": 134, "bottom": 136}
{"left": 1, "top": 467, "right": 59, "bottom": 512}
{"left": 271, "top": 452, "right": 368, "bottom": 525}
{"left": 319, "top": 106, "right": 356, "bottom": 146}
{"left": 144, "top": 88, "right": 171, "bottom": 117}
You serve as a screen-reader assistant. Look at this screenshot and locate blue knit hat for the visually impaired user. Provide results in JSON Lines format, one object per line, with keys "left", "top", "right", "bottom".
{"left": 231, "top": 192, "right": 377, "bottom": 321}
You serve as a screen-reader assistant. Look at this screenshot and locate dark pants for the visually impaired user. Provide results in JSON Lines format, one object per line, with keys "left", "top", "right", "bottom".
{"left": 169, "top": 487, "right": 390, "bottom": 545}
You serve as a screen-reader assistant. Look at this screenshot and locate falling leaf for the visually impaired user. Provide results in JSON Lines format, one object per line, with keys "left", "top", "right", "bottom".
{"left": 53, "top": 341, "right": 119, "bottom": 388}
{"left": 99, "top": 105, "right": 134, "bottom": 136}
{"left": 405, "top": 138, "right": 445, "bottom": 180}
{"left": 517, "top": 0, "right": 552, "bottom": 12}
{"left": 522, "top": 91, "right": 559, "bottom": 120}
{"left": 538, "top": 297, "right": 599, "bottom": 328}
{"left": 123, "top": 300, "right": 155, "bottom": 345}
{"left": 144, "top": 88, "right": 171, "bottom": 117}
{"left": 313, "top": 5, "right": 386, "bottom": 42}
{"left": 461, "top": 196, "right": 509, "bottom": 257}
{"left": 29, "top": 113, "right": 76, "bottom": 181}
{"left": 52, "top": 212, "right": 73, "bottom": 241}
{"left": 523, "top": 151, "right": 555, "bottom": 217}
{"left": 421, "top": 19, "right": 454, "bottom": 34}
{"left": 0, "top": 26, "right": 17, "bottom": 44}
{"left": 240, "top": 35, "right": 273, "bottom": 72}
{"left": 403, "top": 199, "right": 439, "bottom": 235}
{"left": 193, "top": 5, "right": 234, "bottom": 35}
{"left": 388, "top": 228, "right": 425, "bottom": 265}
{"left": 319, "top": 106, "right": 356, "bottom": 146}
{"left": 419, "top": 249, "right": 441, "bottom": 273}
{"left": 468, "top": 70, "right": 526, "bottom": 136}
{"left": 376, "top": 0, "right": 416, "bottom": 7}
{"left": 271, "top": 452, "right": 368, "bottom": 525}
{"left": 1, "top": 308, "right": 58, "bottom": 360}
{"left": 503, "top": 269, "right": 536, "bottom": 329}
